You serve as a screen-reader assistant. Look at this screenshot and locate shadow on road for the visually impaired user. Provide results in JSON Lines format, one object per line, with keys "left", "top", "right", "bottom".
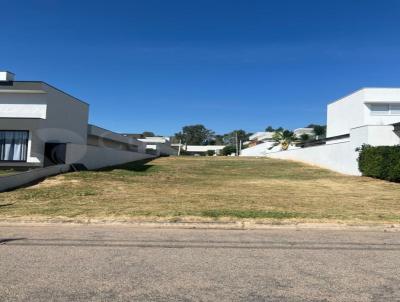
{"left": 0, "top": 238, "right": 26, "bottom": 245}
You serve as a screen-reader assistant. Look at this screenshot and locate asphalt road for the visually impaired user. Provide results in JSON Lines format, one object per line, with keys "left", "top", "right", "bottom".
{"left": 0, "top": 225, "right": 399, "bottom": 302}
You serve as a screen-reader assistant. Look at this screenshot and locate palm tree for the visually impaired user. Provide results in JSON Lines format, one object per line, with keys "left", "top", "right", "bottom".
{"left": 269, "top": 130, "right": 298, "bottom": 151}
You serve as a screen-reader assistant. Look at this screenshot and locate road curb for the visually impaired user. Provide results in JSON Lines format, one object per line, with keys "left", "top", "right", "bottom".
{"left": 0, "top": 220, "right": 399, "bottom": 231}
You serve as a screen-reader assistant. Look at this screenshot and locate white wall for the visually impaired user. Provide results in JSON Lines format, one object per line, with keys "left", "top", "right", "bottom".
{"left": 0, "top": 164, "right": 71, "bottom": 192}
{"left": 66, "top": 144, "right": 154, "bottom": 170}
{"left": 240, "top": 141, "right": 296, "bottom": 156}
{"left": 266, "top": 141, "right": 360, "bottom": 175}
{"left": 327, "top": 90, "right": 365, "bottom": 138}
{"left": 265, "top": 125, "right": 400, "bottom": 176}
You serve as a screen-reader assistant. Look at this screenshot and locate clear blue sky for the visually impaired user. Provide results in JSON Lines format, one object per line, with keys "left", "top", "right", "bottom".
{"left": 2, "top": 0, "right": 400, "bottom": 135}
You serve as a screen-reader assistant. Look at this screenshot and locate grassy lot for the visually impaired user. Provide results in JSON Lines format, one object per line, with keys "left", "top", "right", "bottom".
{"left": 0, "top": 157, "right": 400, "bottom": 223}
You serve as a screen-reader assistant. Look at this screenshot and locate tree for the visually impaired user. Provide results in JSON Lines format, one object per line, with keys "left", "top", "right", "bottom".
{"left": 221, "top": 145, "right": 237, "bottom": 156}
{"left": 299, "top": 133, "right": 310, "bottom": 142}
{"left": 142, "top": 131, "right": 155, "bottom": 137}
{"left": 307, "top": 124, "right": 326, "bottom": 138}
{"left": 270, "top": 130, "right": 297, "bottom": 151}
{"left": 174, "top": 124, "right": 215, "bottom": 145}
{"left": 265, "top": 126, "right": 275, "bottom": 132}
{"left": 223, "top": 130, "right": 251, "bottom": 146}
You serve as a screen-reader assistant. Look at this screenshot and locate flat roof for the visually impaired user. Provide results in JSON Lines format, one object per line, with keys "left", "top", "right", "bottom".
{"left": 0, "top": 81, "right": 89, "bottom": 106}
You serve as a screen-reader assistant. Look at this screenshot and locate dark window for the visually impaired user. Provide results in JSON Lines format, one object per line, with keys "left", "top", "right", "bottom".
{"left": 0, "top": 131, "right": 29, "bottom": 162}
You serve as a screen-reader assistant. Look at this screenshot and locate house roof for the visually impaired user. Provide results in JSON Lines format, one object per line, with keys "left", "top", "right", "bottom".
{"left": 0, "top": 81, "right": 89, "bottom": 106}
{"left": 249, "top": 131, "right": 275, "bottom": 141}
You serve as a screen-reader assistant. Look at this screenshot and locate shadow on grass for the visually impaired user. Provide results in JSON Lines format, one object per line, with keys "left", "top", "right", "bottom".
{"left": 98, "top": 158, "right": 156, "bottom": 173}
{"left": 0, "top": 203, "right": 15, "bottom": 208}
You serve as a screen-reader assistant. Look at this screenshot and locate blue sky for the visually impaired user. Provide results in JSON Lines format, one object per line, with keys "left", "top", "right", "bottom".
{"left": 2, "top": 0, "right": 400, "bottom": 135}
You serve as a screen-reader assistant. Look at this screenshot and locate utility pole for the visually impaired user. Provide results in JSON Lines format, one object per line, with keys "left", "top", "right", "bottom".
{"left": 178, "top": 139, "right": 182, "bottom": 156}
{"left": 235, "top": 131, "right": 239, "bottom": 156}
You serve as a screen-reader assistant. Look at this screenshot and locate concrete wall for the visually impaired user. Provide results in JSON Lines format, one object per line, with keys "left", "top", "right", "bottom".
{"left": 266, "top": 140, "right": 360, "bottom": 175}
{"left": 0, "top": 164, "right": 71, "bottom": 192}
{"left": 327, "top": 89, "right": 366, "bottom": 138}
{"left": 145, "top": 144, "right": 177, "bottom": 156}
{"left": 66, "top": 144, "right": 154, "bottom": 170}
{"left": 240, "top": 141, "right": 295, "bottom": 156}
{"left": 265, "top": 125, "right": 400, "bottom": 176}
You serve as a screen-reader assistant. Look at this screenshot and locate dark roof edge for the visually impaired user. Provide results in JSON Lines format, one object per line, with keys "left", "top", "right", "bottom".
{"left": 13, "top": 81, "right": 90, "bottom": 106}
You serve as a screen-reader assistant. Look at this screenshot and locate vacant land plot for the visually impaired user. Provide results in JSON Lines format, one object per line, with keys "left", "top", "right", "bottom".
{"left": 0, "top": 157, "right": 400, "bottom": 223}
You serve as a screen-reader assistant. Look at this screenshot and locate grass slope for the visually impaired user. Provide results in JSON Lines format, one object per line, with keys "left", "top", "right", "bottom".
{"left": 0, "top": 157, "right": 400, "bottom": 223}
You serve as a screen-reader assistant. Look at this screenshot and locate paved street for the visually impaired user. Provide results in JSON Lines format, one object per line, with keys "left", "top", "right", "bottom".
{"left": 0, "top": 224, "right": 399, "bottom": 301}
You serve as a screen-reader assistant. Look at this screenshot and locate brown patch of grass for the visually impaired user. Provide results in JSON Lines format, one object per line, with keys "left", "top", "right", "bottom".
{"left": 0, "top": 157, "right": 400, "bottom": 223}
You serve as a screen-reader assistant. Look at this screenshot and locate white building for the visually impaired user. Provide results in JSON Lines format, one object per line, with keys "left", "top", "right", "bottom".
{"left": 293, "top": 128, "right": 315, "bottom": 138}
{"left": 242, "top": 88, "right": 400, "bottom": 175}
{"left": 137, "top": 136, "right": 178, "bottom": 156}
{"left": 171, "top": 144, "right": 225, "bottom": 156}
{"left": 327, "top": 88, "right": 400, "bottom": 137}
{"left": 0, "top": 71, "right": 152, "bottom": 170}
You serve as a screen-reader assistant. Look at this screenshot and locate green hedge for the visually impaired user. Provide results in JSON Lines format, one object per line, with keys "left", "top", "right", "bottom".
{"left": 358, "top": 145, "right": 400, "bottom": 182}
{"left": 221, "top": 145, "right": 237, "bottom": 156}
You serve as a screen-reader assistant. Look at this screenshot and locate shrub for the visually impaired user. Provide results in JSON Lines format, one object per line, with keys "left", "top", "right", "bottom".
{"left": 206, "top": 150, "right": 215, "bottom": 156}
{"left": 358, "top": 145, "right": 400, "bottom": 182}
{"left": 221, "top": 145, "right": 236, "bottom": 156}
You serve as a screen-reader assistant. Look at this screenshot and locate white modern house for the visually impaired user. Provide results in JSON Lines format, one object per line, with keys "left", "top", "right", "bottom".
{"left": 242, "top": 88, "right": 400, "bottom": 175}
{"left": 171, "top": 144, "right": 225, "bottom": 156}
{"left": 245, "top": 132, "right": 275, "bottom": 147}
{"left": 0, "top": 71, "right": 153, "bottom": 170}
{"left": 293, "top": 128, "right": 315, "bottom": 139}
{"left": 327, "top": 88, "right": 400, "bottom": 138}
{"left": 137, "top": 136, "right": 178, "bottom": 156}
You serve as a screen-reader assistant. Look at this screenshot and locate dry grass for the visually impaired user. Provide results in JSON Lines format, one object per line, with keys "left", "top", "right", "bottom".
{"left": 0, "top": 157, "right": 400, "bottom": 223}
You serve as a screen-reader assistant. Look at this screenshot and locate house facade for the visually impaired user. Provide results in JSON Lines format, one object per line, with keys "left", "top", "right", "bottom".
{"left": 327, "top": 88, "right": 400, "bottom": 137}
{"left": 0, "top": 71, "right": 152, "bottom": 169}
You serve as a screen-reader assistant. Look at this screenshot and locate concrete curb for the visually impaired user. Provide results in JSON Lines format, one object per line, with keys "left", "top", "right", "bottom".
{"left": 0, "top": 220, "right": 399, "bottom": 232}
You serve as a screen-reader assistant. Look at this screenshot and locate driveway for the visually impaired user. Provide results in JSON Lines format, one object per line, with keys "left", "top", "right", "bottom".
{"left": 0, "top": 224, "right": 399, "bottom": 301}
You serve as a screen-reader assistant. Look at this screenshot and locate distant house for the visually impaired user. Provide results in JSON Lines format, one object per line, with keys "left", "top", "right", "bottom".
{"left": 137, "top": 136, "right": 178, "bottom": 156}
{"left": 245, "top": 132, "right": 275, "bottom": 147}
{"left": 293, "top": 128, "right": 315, "bottom": 139}
{"left": 171, "top": 144, "right": 225, "bottom": 156}
{"left": 0, "top": 71, "right": 152, "bottom": 169}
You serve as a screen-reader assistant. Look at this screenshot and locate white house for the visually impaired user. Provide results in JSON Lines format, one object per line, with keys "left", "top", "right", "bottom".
{"left": 171, "top": 144, "right": 225, "bottom": 155}
{"left": 137, "top": 136, "right": 178, "bottom": 156}
{"left": 242, "top": 88, "right": 400, "bottom": 175}
{"left": 327, "top": 88, "right": 400, "bottom": 137}
{"left": 0, "top": 71, "right": 153, "bottom": 170}
{"left": 293, "top": 128, "right": 315, "bottom": 139}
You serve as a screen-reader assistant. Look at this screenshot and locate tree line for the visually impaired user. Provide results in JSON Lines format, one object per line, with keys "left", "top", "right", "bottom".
{"left": 170, "top": 124, "right": 326, "bottom": 146}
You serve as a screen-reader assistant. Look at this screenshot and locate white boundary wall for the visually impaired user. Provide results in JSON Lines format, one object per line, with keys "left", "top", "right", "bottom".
{"left": 243, "top": 125, "right": 400, "bottom": 176}
{"left": 266, "top": 140, "right": 360, "bottom": 175}
{"left": 66, "top": 144, "right": 155, "bottom": 170}
{"left": 0, "top": 164, "right": 70, "bottom": 192}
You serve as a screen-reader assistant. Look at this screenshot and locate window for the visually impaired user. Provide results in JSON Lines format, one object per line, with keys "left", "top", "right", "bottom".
{"left": 370, "top": 103, "right": 400, "bottom": 115}
{"left": 370, "top": 104, "right": 390, "bottom": 115}
{"left": 391, "top": 104, "right": 400, "bottom": 115}
{"left": 0, "top": 131, "right": 29, "bottom": 162}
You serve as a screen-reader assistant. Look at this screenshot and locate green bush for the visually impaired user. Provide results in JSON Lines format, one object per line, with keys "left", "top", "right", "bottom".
{"left": 206, "top": 150, "right": 215, "bottom": 156}
{"left": 358, "top": 145, "right": 400, "bottom": 182}
{"left": 221, "top": 145, "right": 236, "bottom": 156}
